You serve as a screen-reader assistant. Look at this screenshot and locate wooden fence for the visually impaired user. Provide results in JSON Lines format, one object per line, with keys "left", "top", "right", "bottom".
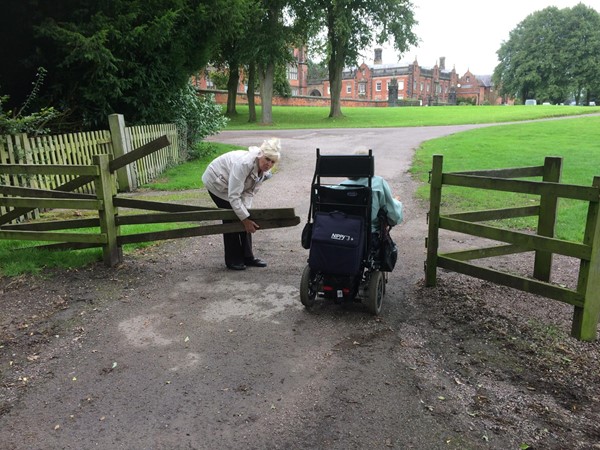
{"left": 108, "top": 114, "right": 180, "bottom": 190}
{"left": 0, "top": 114, "right": 181, "bottom": 222}
{"left": 0, "top": 136, "right": 300, "bottom": 266}
{"left": 425, "top": 155, "right": 600, "bottom": 341}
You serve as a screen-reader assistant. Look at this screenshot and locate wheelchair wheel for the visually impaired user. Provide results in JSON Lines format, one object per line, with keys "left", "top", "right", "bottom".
{"left": 365, "top": 270, "right": 384, "bottom": 315}
{"left": 300, "top": 264, "right": 317, "bottom": 308}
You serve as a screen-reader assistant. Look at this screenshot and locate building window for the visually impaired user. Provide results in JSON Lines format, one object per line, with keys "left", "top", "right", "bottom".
{"left": 398, "top": 94, "right": 404, "bottom": 100}
{"left": 376, "top": 81, "right": 382, "bottom": 91}
{"left": 359, "top": 83, "right": 366, "bottom": 94}
{"left": 420, "top": 82, "right": 424, "bottom": 92}
{"left": 399, "top": 80, "right": 404, "bottom": 90}
{"left": 205, "top": 74, "right": 214, "bottom": 88}
{"left": 291, "top": 88, "right": 298, "bottom": 96}
{"left": 287, "top": 64, "right": 298, "bottom": 80}
{"left": 327, "top": 86, "right": 331, "bottom": 95}
{"left": 427, "top": 84, "right": 430, "bottom": 92}
{"left": 347, "top": 85, "right": 352, "bottom": 94}
{"left": 374, "top": 48, "right": 382, "bottom": 62}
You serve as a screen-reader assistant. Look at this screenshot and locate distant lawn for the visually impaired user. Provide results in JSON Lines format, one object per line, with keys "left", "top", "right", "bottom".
{"left": 411, "top": 115, "right": 600, "bottom": 242}
{"left": 224, "top": 104, "right": 600, "bottom": 130}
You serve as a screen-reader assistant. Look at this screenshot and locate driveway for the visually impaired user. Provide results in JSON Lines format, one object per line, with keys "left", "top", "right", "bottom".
{"left": 1, "top": 125, "right": 597, "bottom": 450}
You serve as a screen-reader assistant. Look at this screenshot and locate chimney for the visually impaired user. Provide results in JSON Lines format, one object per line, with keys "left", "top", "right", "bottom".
{"left": 374, "top": 48, "right": 382, "bottom": 65}
{"left": 439, "top": 56, "right": 446, "bottom": 70}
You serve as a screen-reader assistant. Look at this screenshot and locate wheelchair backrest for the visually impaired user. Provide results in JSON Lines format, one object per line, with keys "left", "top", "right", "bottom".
{"left": 310, "top": 148, "right": 374, "bottom": 218}
{"left": 307, "top": 149, "right": 375, "bottom": 263}
{"left": 313, "top": 185, "right": 371, "bottom": 218}
{"left": 314, "top": 149, "right": 374, "bottom": 180}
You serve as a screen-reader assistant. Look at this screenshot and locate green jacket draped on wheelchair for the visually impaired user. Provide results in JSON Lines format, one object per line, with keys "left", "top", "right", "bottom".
{"left": 339, "top": 176, "right": 403, "bottom": 232}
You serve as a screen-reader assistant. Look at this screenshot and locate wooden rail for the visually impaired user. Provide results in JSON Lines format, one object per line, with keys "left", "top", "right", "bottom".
{"left": 0, "top": 136, "right": 300, "bottom": 267}
{"left": 425, "top": 155, "right": 600, "bottom": 341}
{"left": 0, "top": 115, "right": 181, "bottom": 223}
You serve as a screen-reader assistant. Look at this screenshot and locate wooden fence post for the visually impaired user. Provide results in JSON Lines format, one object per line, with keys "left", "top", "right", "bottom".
{"left": 533, "top": 157, "right": 562, "bottom": 281}
{"left": 94, "top": 154, "right": 122, "bottom": 267}
{"left": 108, "top": 114, "right": 136, "bottom": 192}
{"left": 572, "top": 176, "right": 600, "bottom": 341}
{"left": 425, "top": 154, "right": 443, "bottom": 287}
{"left": 18, "top": 133, "right": 40, "bottom": 221}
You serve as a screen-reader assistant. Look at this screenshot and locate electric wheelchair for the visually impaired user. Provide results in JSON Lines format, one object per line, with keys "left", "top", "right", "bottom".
{"left": 300, "top": 149, "right": 391, "bottom": 314}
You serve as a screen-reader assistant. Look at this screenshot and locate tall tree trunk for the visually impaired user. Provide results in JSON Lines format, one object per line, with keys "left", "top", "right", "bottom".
{"left": 327, "top": 15, "right": 346, "bottom": 118}
{"left": 226, "top": 62, "right": 240, "bottom": 117}
{"left": 258, "top": 62, "right": 274, "bottom": 125}
{"left": 247, "top": 63, "right": 257, "bottom": 123}
{"left": 328, "top": 55, "right": 344, "bottom": 118}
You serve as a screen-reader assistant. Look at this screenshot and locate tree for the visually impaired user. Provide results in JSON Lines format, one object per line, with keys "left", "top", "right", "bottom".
{"left": 0, "top": 0, "right": 248, "bottom": 130}
{"left": 562, "top": 4, "right": 600, "bottom": 104}
{"left": 296, "top": 0, "right": 417, "bottom": 118}
{"left": 493, "top": 4, "right": 600, "bottom": 104}
{"left": 307, "top": 59, "right": 328, "bottom": 82}
{"left": 254, "top": 0, "right": 297, "bottom": 125}
{"left": 212, "top": 0, "right": 297, "bottom": 124}
{"left": 210, "top": 0, "right": 260, "bottom": 118}
{"left": 247, "top": 62, "right": 258, "bottom": 122}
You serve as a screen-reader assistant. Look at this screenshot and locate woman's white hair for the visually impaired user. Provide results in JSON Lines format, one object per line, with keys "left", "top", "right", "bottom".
{"left": 259, "top": 138, "right": 281, "bottom": 162}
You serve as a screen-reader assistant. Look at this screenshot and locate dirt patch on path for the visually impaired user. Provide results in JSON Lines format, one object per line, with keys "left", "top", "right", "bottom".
{"left": 1, "top": 127, "right": 600, "bottom": 450}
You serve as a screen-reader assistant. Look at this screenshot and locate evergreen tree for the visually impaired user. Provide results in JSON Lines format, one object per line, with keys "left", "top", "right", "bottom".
{"left": 0, "top": 0, "right": 248, "bottom": 130}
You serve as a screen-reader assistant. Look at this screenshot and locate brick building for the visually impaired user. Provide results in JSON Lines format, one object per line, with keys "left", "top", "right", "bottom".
{"left": 193, "top": 48, "right": 505, "bottom": 106}
{"left": 309, "top": 50, "right": 459, "bottom": 105}
{"left": 287, "top": 47, "right": 309, "bottom": 96}
{"left": 192, "top": 47, "right": 309, "bottom": 96}
{"left": 455, "top": 70, "right": 505, "bottom": 105}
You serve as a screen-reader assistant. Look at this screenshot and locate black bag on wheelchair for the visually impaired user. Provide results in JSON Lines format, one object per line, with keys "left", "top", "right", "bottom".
{"left": 308, "top": 211, "right": 365, "bottom": 276}
{"left": 379, "top": 233, "right": 398, "bottom": 272}
{"left": 377, "top": 208, "right": 398, "bottom": 272}
{"left": 301, "top": 222, "right": 313, "bottom": 249}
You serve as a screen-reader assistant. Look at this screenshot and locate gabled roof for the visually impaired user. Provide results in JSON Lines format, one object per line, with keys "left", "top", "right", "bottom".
{"left": 476, "top": 75, "right": 493, "bottom": 87}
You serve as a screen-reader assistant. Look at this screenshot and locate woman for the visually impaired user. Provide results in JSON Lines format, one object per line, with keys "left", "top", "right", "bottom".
{"left": 202, "top": 138, "right": 281, "bottom": 270}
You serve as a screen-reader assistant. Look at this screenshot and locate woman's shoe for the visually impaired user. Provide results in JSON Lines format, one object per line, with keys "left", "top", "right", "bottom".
{"left": 244, "top": 258, "right": 267, "bottom": 267}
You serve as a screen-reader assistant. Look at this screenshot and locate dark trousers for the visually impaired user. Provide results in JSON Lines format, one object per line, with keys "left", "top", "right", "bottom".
{"left": 208, "top": 191, "right": 253, "bottom": 266}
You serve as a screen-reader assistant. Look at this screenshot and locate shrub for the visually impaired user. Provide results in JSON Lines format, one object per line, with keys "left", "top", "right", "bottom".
{"left": 457, "top": 96, "right": 476, "bottom": 106}
{"left": 188, "top": 141, "right": 221, "bottom": 161}
{"left": 0, "top": 68, "right": 59, "bottom": 135}
{"left": 170, "top": 83, "right": 229, "bottom": 157}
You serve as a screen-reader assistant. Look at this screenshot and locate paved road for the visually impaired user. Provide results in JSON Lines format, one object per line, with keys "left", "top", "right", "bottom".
{"left": 2, "top": 124, "right": 518, "bottom": 450}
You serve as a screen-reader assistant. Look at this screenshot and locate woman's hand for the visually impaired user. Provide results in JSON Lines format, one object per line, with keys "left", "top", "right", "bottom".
{"left": 242, "top": 218, "right": 260, "bottom": 233}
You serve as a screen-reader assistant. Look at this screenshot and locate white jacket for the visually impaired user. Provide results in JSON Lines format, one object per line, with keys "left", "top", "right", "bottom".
{"left": 202, "top": 147, "right": 266, "bottom": 221}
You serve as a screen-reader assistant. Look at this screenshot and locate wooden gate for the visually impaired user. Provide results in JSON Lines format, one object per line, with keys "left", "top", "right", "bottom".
{"left": 425, "top": 155, "right": 600, "bottom": 341}
{"left": 0, "top": 136, "right": 300, "bottom": 267}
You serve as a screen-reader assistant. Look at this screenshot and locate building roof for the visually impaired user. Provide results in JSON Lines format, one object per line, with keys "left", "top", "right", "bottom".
{"left": 340, "top": 62, "right": 455, "bottom": 81}
{"left": 476, "top": 74, "right": 493, "bottom": 87}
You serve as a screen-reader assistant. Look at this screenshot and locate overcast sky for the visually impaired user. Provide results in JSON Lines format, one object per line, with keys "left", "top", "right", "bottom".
{"left": 367, "top": 0, "right": 599, "bottom": 75}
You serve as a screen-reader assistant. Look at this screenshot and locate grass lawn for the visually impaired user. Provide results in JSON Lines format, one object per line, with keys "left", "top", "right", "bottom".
{"left": 411, "top": 115, "right": 600, "bottom": 242}
{"left": 224, "top": 104, "right": 600, "bottom": 130}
